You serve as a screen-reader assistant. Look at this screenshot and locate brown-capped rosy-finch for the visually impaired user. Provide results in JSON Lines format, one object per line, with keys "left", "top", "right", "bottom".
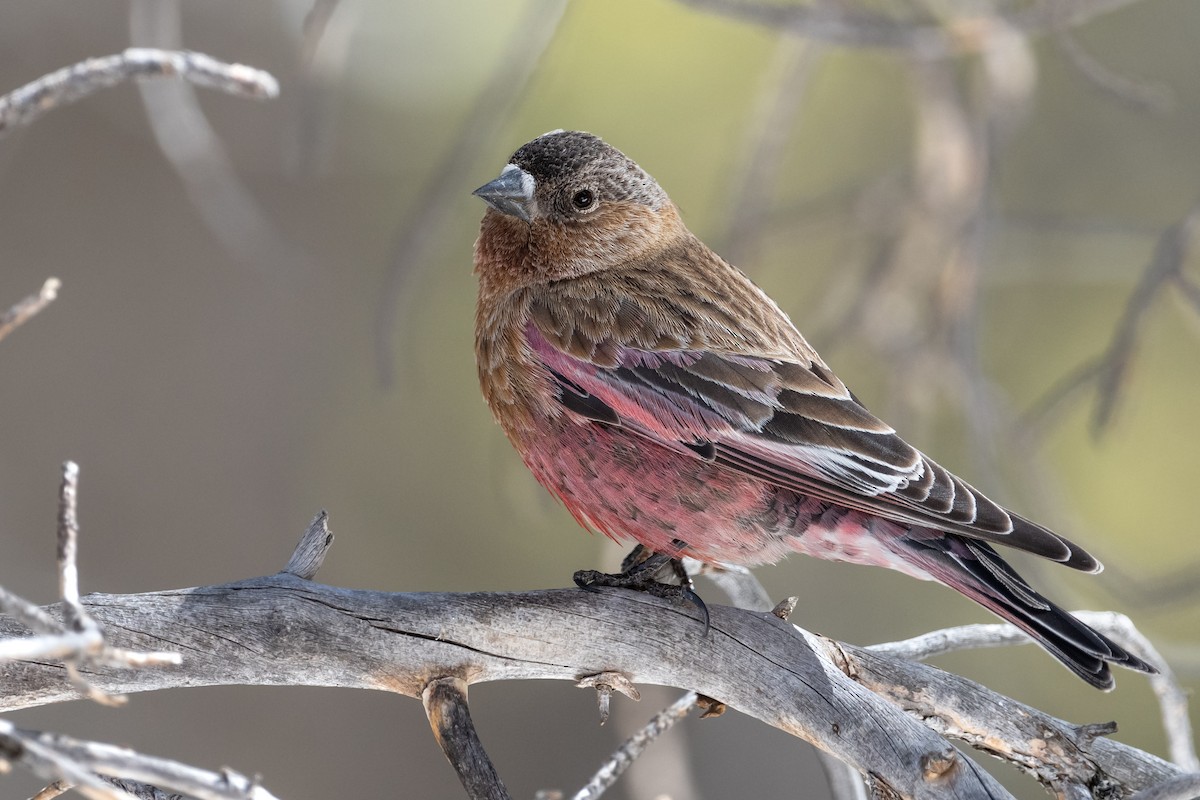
{"left": 471, "top": 130, "right": 1154, "bottom": 689}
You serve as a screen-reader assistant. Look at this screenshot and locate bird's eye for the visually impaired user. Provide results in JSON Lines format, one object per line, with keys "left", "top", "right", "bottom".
{"left": 571, "top": 189, "right": 595, "bottom": 211}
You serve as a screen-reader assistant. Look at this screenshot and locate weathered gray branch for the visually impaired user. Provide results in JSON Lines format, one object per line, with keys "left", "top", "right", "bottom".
{"left": 813, "top": 636, "right": 1183, "bottom": 794}
{"left": 870, "top": 616, "right": 1198, "bottom": 772}
{"left": 1, "top": 574, "right": 1185, "bottom": 800}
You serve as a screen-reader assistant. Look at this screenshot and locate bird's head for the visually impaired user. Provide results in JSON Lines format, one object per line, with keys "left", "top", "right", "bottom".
{"left": 472, "top": 131, "right": 683, "bottom": 285}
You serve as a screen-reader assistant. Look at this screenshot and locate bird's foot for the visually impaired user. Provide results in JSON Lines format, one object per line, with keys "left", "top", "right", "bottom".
{"left": 574, "top": 542, "right": 710, "bottom": 633}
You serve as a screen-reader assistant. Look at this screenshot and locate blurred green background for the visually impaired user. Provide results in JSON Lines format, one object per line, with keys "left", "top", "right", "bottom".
{"left": 1, "top": 1, "right": 1197, "bottom": 798}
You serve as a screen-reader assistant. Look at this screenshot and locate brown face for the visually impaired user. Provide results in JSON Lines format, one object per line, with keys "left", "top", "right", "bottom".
{"left": 473, "top": 131, "right": 680, "bottom": 283}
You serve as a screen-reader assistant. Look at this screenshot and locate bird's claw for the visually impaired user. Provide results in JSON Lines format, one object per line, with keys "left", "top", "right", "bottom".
{"left": 573, "top": 550, "right": 711, "bottom": 634}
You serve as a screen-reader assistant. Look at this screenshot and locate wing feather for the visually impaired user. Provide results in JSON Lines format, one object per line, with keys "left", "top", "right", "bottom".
{"left": 524, "top": 259, "right": 1100, "bottom": 573}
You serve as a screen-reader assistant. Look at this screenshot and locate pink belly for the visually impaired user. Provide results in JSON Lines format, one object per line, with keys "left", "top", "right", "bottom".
{"left": 520, "top": 418, "right": 932, "bottom": 580}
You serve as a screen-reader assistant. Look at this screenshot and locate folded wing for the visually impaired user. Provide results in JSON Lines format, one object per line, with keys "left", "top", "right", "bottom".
{"left": 528, "top": 289, "right": 1099, "bottom": 572}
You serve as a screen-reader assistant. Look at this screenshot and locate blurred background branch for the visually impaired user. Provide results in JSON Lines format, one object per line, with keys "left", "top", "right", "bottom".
{"left": 0, "top": 48, "right": 275, "bottom": 137}
{"left": 128, "top": 0, "right": 315, "bottom": 276}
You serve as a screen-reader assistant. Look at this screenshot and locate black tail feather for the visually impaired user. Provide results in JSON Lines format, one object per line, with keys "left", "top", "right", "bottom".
{"left": 903, "top": 533, "right": 1157, "bottom": 690}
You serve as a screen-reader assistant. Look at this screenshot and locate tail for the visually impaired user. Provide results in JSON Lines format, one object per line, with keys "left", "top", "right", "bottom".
{"left": 898, "top": 530, "right": 1157, "bottom": 690}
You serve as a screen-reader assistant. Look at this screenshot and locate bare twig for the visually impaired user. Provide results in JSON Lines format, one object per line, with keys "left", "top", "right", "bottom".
{"left": 569, "top": 691, "right": 698, "bottom": 800}
{"left": 1086, "top": 614, "right": 1198, "bottom": 772}
{"left": 375, "top": 0, "right": 569, "bottom": 386}
{"left": 813, "top": 633, "right": 1180, "bottom": 797}
{"left": 0, "top": 463, "right": 180, "bottom": 678}
{"left": 57, "top": 462, "right": 85, "bottom": 628}
{"left": 870, "top": 612, "right": 1197, "bottom": 771}
{"left": 0, "top": 720, "right": 279, "bottom": 800}
{"left": 0, "top": 723, "right": 143, "bottom": 800}
{"left": 28, "top": 780, "right": 73, "bottom": 800}
{"left": 423, "top": 677, "right": 511, "bottom": 800}
{"left": 52, "top": 462, "right": 124, "bottom": 707}
{"left": 283, "top": 510, "right": 334, "bottom": 579}
{"left": 0, "top": 585, "right": 66, "bottom": 641}
{"left": 0, "top": 49, "right": 276, "bottom": 138}
{"left": 0, "top": 278, "right": 60, "bottom": 344}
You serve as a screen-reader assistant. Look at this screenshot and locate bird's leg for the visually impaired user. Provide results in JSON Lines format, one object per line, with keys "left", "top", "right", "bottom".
{"left": 618, "top": 543, "right": 653, "bottom": 573}
{"left": 574, "top": 540, "right": 710, "bottom": 632}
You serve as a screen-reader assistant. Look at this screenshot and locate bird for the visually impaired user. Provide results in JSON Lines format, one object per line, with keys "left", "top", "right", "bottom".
{"left": 470, "top": 129, "right": 1155, "bottom": 689}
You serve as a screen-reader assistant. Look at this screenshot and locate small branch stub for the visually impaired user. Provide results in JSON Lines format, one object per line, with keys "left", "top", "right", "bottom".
{"left": 283, "top": 511, "right": 333, "bottom": 579}
{"left": 921, "top": 746, "right": 959, "bottom": 783}
{"left": 771, "top": 596, "right": 799, "bottom": 620}
{"left": 576, "top": 671, "right": 641, "bottom": 726}
{"left": 1075, "top": 721, "right": 1120, "bottom": 747}
{"left": 695, "top": 694, "right": 727, "bottom": 719}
